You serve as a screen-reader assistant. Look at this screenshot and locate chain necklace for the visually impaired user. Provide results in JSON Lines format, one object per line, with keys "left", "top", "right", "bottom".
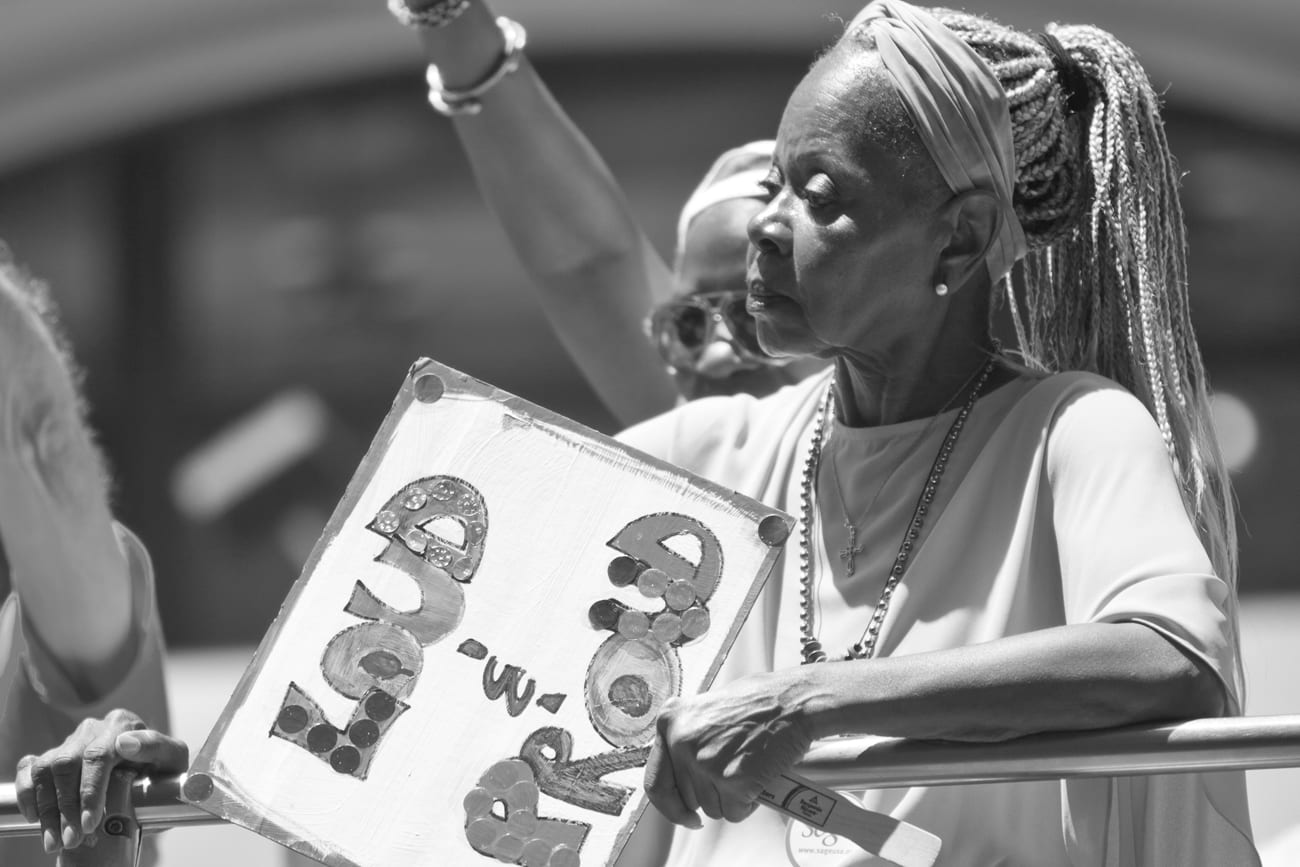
{"left": 827, "top": 429, "right": 932, "bottom": 576}
{"left": 798, "top": 353, "right": 998, "bottom": 664}
{"left": 824, "top": 353, "right": 990, "bottom": 576}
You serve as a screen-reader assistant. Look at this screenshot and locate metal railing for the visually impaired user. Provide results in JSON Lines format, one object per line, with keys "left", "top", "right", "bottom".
{"left": 3, "top": 714, "right": 1299, "bottom": 838}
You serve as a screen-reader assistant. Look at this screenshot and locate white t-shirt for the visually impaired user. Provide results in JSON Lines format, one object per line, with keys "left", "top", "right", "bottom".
{"left": 619, "top": 370, "right": 1257, "bottom": 867}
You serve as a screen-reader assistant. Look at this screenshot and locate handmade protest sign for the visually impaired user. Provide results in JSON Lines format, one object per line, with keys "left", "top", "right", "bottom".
{"left": 183, "top": 358, "right": 793, "bottom": 867}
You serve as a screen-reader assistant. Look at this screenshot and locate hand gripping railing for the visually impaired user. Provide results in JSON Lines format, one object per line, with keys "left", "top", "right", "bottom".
{"left": 3, "top": 714, "right": 1300, "bottom": 839}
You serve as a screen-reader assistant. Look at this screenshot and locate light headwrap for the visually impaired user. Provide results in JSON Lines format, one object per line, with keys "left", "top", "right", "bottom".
{"left": 851, "top": 0, "right": 1027, "bottom": 282}
{"left": 674, "top": 140, "right": 774, "bottom": 262}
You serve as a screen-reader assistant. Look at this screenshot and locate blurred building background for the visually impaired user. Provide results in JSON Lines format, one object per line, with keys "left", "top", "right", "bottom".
{"left": 0, "top": 0, "right": 1296, "bottom": 863}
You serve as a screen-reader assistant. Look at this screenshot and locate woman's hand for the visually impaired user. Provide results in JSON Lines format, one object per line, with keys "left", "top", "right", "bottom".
{"left": 14, "top": 709, "right": 189, "bottom": 854}
{"left": 644, "top": 675, "right": 814, "bottom": 828}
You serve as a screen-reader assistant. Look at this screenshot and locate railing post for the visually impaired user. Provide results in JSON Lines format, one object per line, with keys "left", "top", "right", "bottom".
{"left": 58, "top": 769, "right": 142, "bottom": 867}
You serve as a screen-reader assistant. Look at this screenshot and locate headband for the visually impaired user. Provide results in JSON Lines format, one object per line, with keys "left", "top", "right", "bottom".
{"left": 851, "top": 0, "right": 1027, "bottom": 282}
{"left": 674, "top": 140, "right": 774, "bottom": 259}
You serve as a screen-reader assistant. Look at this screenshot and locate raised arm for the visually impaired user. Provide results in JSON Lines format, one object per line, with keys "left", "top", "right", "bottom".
{"left": 0, "top": 261, "right": 135, "bottom": 700}
{"left": 395, "top": 0, "right": 680, "bottom": 424}
{"left": 1, "top": 260, "right": 172, "bottom": 860}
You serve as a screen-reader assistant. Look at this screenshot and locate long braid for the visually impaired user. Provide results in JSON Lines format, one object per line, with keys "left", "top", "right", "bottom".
{"left": 928, "top": 12, "right": 1240, "bottom": 626}
{"left": 835, "top": 10, "right": 1240, "bottom": 689}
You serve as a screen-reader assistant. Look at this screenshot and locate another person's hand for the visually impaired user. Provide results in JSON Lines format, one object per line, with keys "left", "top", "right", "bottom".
{"left": 644, "top": 675, "right": 813, "bottom": 828}
{"left": 14, "top": 709, "right": 188, "bottom": 854}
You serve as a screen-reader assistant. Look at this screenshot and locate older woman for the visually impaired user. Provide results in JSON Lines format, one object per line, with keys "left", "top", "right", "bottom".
{"left": 616, "top": 1, "right": 1256, "bottom": 864}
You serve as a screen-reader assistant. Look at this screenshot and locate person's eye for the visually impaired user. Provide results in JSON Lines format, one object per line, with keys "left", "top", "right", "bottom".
{"left": 758, "top": 167, "right": 783, "bottom": 200}
{"left": 801, "top": 174, "right": 837, "bottom": 210}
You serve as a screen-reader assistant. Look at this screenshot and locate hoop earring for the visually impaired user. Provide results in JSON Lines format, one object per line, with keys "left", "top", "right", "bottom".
{"left": 935, "top": 283, "right": 949, "bottom": 297}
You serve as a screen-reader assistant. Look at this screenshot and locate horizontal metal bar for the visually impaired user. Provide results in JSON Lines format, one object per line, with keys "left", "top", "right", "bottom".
{"left": 0, "top": 773, "right": 212, "bottom": 836}
{"left": 3, "top": 715, "right": 1300, "bottom": 838}
{"left": 798, "top": 714, "right": 1300, "bottom": 788}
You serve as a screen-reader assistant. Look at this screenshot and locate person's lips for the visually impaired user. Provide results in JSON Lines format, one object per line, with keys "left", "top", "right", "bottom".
{"left": 746, "top": 275, "right": 797, "bottom": 314}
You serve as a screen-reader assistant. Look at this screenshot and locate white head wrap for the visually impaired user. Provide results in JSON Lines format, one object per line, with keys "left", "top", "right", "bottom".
{"left": 674, "top": 140, "right": 774, "bottom": 261}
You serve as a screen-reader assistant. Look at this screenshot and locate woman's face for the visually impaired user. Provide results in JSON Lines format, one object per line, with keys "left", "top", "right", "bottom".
{"left": 747, "top": 50, "right": 949, "bottom": 364}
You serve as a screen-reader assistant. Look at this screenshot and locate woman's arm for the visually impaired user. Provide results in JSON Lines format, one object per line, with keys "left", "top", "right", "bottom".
{"left": 792, "top": 621, "right": 1222, "bottom": 742}
{"left": 0, "top": 264, "right": 135, "bottom": 701}
{"left": 399, "top": 1, "right": 680, "bottom": 425}
{"left": 646, "top": 620, "right": 1224, "bottom": 827}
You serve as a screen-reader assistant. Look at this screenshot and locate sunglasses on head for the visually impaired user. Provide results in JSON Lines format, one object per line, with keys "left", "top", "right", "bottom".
{"left": 645, "top": 291, "right": 781, "bottom": 373}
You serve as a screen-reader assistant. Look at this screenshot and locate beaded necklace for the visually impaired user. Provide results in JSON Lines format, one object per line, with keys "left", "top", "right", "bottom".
{"left": 798, "top": 354, "right": 998, "bottom": 664}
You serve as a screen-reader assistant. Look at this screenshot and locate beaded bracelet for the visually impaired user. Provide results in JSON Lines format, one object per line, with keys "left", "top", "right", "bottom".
{"left": 425, "top": 17, "right": 527, "bottom": 117}
{"left": 388, "top": 0, "right": 473, "bottom": 30}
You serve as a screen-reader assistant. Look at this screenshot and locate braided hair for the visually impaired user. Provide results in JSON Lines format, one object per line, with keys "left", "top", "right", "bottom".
{"left": 846, "top": 12, "right": 1238, "bottom": 608}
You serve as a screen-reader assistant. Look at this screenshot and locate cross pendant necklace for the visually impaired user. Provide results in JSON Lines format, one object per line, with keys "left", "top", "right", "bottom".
{"left": 825, "top": 359, "right": 989, "bottom": 580}
{"left": 839, "top": 517, "right": 864, "bottom": 575}
{"left": 798, "top": 349, "right": 1001, "bottom": 664}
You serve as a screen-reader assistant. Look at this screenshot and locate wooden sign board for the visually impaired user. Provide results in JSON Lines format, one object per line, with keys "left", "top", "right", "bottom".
{"left": 185, "top": 358, "right": 793, "bottom": 867}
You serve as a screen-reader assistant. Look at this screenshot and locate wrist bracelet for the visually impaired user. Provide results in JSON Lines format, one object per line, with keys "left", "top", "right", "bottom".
{"left": 388, "top": 0, "right": 473, "bottom": 30}
{"left": 425, "top": 17, "right": 527, "bottom": 117}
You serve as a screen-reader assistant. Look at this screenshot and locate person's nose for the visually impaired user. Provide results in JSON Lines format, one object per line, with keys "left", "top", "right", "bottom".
{"left": 747, "top": 192, "right": 792, "bottom": 258}
{"left": 694, "top": 317, "right": 748, "bottom": 379}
